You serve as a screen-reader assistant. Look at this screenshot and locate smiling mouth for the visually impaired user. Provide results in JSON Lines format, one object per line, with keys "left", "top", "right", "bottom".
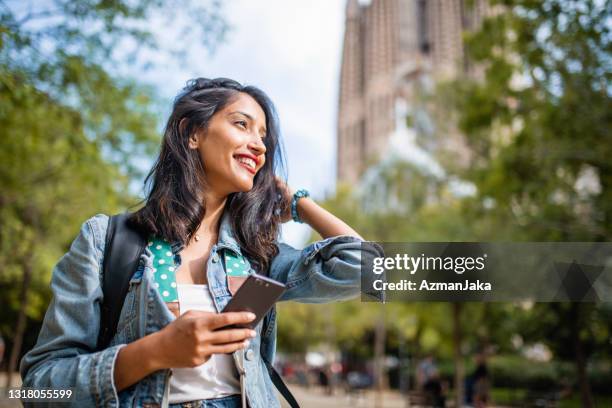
{"left": 234, "top": 155, "right": 256, "bottom": 174}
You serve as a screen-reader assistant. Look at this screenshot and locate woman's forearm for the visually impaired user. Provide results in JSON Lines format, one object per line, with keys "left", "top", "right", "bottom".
{"left": 297, "top": 197, "right": 363, "bottom": 240}
{"left": 113, "top": 331, "right": 165, "bottom": 392}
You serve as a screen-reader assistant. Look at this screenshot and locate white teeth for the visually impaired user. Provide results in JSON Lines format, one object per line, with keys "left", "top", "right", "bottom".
{"left": 236, "top": 156, "right": 256, "bottom": 169}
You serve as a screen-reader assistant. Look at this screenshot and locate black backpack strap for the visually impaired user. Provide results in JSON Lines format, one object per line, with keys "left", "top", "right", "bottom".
{"left": 260, "top": 308, "right": 300, "bottom": 408}
{"left": 262, "top": 356, "right": 300, "bottom": 408}
{"left": 97, "top": 212, "right": 147, "bottom": 350}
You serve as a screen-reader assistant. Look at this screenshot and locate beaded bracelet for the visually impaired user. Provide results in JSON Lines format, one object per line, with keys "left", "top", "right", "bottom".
{"left": 291, "top": 189, "right": 310, "bottom": 223}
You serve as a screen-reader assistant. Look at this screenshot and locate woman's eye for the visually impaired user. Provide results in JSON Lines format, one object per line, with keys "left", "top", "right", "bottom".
{"left": 236, "top": 121, "right": 247, "bottom": 129}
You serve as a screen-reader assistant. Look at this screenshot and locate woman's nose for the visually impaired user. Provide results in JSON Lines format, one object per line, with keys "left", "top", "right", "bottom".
{"left": 248, "top": 138, "right": 266, "bottom": 156}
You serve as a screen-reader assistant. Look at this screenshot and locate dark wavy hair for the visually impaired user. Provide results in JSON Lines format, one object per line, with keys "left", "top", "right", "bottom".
{"left": 128, "top": 77, "right": 289, "bottom": 274}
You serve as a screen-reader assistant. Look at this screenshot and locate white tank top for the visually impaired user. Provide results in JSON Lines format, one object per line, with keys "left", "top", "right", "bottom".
{"left": 168, "top": 284, "right": 241, "bottom": 403}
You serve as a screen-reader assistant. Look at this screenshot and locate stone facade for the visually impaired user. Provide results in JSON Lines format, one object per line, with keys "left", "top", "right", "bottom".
{"left": 337, "top": 0, "right": 491, "bottom": 184}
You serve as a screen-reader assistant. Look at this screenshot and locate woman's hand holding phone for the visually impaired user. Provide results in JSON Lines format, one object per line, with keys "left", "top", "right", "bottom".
{"left": 152, "top": 310, "right": 257, "bottom": 369}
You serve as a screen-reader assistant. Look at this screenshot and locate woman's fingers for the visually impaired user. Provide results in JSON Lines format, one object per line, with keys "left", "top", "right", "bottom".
{"left": 208, "top": 340, "right": 250, "bottom": 355}
{"left": 207, "top": 311, "right": 256, "bottom": 330}
{"left": 207, "top": 328, "right": 256, "bottom": 345}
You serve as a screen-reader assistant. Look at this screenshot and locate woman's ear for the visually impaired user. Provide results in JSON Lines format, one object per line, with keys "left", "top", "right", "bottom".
{"left": 180, "top": 118, "right": 198, "bottom": 150}
{"left": 188, "top": 133, "right": 199, "bottom": 149}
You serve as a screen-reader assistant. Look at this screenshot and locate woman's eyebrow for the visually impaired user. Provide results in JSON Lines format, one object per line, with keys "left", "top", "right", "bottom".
{"left": 230, "top": 111, "right": 267, "bottom": 136}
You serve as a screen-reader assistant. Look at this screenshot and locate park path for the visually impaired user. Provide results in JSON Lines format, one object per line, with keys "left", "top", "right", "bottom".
{"left": 281, "top": 385, "right": 409, "bottom": 408}
{"left": 1, "top": 373, "right": 510, "bottom": 408}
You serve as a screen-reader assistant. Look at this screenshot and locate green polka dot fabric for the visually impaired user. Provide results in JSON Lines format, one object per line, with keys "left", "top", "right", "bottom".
{"left": 147, "top": 236, "right": 178, "bottom": 302}
{"left": 146, "top": 235, "right": 252, "bottom": 301}
{"left": 224, "top": 251, "right": 250, "bottom": 277}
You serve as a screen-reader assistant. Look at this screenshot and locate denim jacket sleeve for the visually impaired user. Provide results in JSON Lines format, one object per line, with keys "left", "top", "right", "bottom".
{"left": 269, "top": 235, "right": 383, "bottom": 303}
{"left": 19, "top": 214, "right": 126, "bottom": 407}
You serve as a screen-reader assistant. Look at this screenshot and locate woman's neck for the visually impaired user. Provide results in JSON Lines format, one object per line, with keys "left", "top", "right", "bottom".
{"left": 198, "top": 192, "right": 227, "bottom": 235}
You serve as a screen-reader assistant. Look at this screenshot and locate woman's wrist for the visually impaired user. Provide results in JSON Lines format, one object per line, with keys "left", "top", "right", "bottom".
{"left": 295, "top": 195, "right": 312, "bottom": 224}
{"left": 114, "top": 331, "right": 167, "bottom": 392}
{"left": 145, "top": 330, "right": 168, "bottom": 371}
{"left": 291, "top": 189, "right": 310, "bottom": 223}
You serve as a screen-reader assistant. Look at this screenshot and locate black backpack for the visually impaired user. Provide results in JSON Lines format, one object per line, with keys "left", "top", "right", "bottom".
{"left": 97, "top": 213, "right": 299, "bottom": 407}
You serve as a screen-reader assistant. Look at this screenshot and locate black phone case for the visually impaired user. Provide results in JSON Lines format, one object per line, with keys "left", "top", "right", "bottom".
{"left": 221, "top": 273, "right": 286, "bottom": 329}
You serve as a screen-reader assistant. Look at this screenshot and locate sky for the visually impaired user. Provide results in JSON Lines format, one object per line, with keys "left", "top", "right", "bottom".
{"left": 9, "top": 0, "right": 348, "bottom": 246}
{"left": 137, "top": 0, "right": 348, "bottom": 247}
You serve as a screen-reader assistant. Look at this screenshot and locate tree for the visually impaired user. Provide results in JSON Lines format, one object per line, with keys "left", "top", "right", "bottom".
{"left": 0, "top": 0, "right": 227, "bottom": 384}
{"left": 443, "top": 1, "right": 612, "bottom": 405}
{"left": 293, "top": 164, "right": 519, "bottom": 398}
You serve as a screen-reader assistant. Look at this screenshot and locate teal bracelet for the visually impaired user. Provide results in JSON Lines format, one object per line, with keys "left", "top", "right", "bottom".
{"left": 291, "top": 189, "right": 310, "bottom": 223}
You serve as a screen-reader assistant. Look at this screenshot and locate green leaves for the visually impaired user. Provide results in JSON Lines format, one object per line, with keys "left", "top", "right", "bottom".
{"left": 277, "top": 0, "right": 612, "bottom": 375}
{"left": 0, "top": 0, "right": 227, "bottom": 343}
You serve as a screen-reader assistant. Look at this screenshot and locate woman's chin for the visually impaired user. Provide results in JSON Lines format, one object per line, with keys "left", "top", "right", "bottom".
{"left": 234, "top": 179, "right": 254, "bottom": 192}
{"left": 228, "top": 168, "right": 255, "bottom": 191}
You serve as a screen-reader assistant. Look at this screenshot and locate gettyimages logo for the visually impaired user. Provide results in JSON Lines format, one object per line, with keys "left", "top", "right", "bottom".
{"left": 361, "top": 242, "right": 612, "bottom": 302}
{"left": 372, "top": 253, "right": 488, "bottom": 275}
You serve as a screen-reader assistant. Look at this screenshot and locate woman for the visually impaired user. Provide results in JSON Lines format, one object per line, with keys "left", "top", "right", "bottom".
{"left": 20, "top": 77, "right": 381, "bottom": 408}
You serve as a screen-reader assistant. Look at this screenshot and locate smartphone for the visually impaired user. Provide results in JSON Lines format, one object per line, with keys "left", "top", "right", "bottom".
{"left": 220, "top": 273, "right": 286, "bottom": 329}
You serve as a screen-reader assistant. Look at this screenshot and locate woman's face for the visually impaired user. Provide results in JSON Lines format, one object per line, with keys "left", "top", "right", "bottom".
{"left": 189, "top": 92, "right": 267, "bottom": 196}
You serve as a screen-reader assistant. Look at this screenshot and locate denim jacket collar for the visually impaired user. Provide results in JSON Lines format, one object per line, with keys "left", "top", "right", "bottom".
{"left": 216, "top": 207, "right": 243, "bottom": 256}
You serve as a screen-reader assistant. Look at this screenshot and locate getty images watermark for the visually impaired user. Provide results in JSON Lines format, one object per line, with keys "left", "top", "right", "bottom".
{"left": 360, "top": 242, "right": 612, "bottom": 302}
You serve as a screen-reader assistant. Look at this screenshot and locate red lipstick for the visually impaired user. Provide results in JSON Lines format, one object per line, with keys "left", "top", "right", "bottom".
{"left": 234, "top": 154, "right": 258, "bottom": 175}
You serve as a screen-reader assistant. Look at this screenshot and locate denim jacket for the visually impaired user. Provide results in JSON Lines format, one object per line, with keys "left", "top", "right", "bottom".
{"left": 20, "top": 209, "right": 383, "bottom": 407}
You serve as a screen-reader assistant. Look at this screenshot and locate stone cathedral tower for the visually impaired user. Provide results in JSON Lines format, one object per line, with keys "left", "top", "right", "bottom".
{"left": 337, "top": 0, "right": 490, "bottom": 184}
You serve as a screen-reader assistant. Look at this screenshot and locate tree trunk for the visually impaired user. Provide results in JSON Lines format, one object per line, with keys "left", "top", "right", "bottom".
{"left": 453, "top": 302, "right": 464, "bottom": 408}
{"left": 398, "top": 332, "right": 410, "bottom": 408}
{"left": 5, "top": 252, "right": 33, "bottom": 388}
{"left": 325, "top": 309, "right": 335, "bottom": 395}
{"left": 374, "top": 304, "right": 387, "bottom": 408}
{"left": 570, "top": 302, "right": 594, "bottom": 408}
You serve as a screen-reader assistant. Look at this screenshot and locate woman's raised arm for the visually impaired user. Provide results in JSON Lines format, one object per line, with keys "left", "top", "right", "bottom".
{"left": 275, "top": 177, "right": 363, "bottom": 240}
